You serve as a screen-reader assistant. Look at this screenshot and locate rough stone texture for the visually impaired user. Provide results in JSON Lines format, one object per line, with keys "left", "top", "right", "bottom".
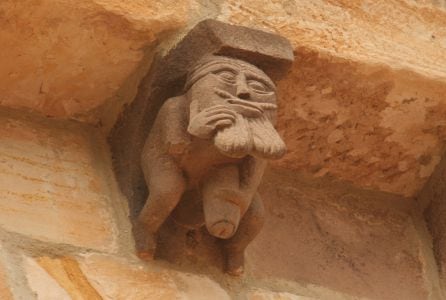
{"left": 0, "top": 109, "right": 120, "bottom": 251}
{"left": 22, "top": 254, "right": 231, "bottom": 300}
{"left": 273, "top": 50, "right": 446, "bottom": 197}
{"left": 410, "top": 0, "right": 446, "bottom": 9}
{"left": 247, "top": 290, "right": 315, "bottom": 300}
{"left": 24, "top": 256, "right": 72, "bottom": 300}
{"left": 0, "top": 0, "right": 188, "bottom": 123}
{"left": 79, "top": 254, "right": 182, "bottom": 299}
{"left": 139, "top": 167, "right": 438, "bottom": 300}
{"left": 2, "top": 0, "right": 446, "bottom": 196}
{"left": 0, "top": 257, "right": 12, "bottom": 300}
{"left": 220, "top": 0, "right": 446, "bottom": 79}
{"left": 173, "top": 272, "right": 231, "bottom": 300}
{"left": 248, "top": 168, "right": 430, "bottom": 300}
{"left": 207, "top": 0, "right": 446, "bottom": 197}
{"left": 418, "top": 151, "right": 446, "bottom": 289}
{"left": 0, "top": 0, "right": 446, "bottom": 196}
{"left": 0, "top": 1, "right": 446, "bottom": 300}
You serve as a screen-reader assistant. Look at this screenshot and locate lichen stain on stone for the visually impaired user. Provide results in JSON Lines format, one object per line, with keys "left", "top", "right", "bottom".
{"left": 36, "top": 256, "right": 102, "bottom": 300}
{"left": 272, "top": 48, "right": 446, "bottom": 196}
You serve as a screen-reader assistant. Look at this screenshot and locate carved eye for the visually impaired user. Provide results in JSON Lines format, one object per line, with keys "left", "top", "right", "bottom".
{"left": 213, "top": 70, "right": 237, "bottom": 84}
{"left": 248, "top": 80, "right": 269, "bottom": 93}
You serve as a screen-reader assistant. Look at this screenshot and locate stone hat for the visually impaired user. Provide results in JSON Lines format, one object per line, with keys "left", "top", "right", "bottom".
{"left": 184, "top": 54, "right": 276, "bottom": 92}
{"left": 157, "top": 19, "right": 295, "bottom": 92}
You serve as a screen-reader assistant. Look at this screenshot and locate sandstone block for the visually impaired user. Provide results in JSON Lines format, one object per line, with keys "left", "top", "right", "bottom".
{"left": 79, "top": 254, "right": 182, "bottom": 299}
{"left": 0, "top": 259, "right": 12, "bottom": 300}
{"left": 247, "top": 289, "right": 315, "bottom": 300}
{"left": 418, "top": 153, "right": 446, "bottom": 288}
{"left": 2, "top": 0, "right": 445, "bottom": 197}
{"left": 248, "top": 168, "right": 430, "bottom": 300}
{"left": 24, "top": 256, "right": 73, "bottom": 300}
{"left": 0, "top": 110, "right": 121, "bottom": 251}
{"left": 220, "top": 0, "right": 446, "bottom": 79}
{"left": 0, "top": 0, "right": 188, "bottom": 122}
{"left": 173, "top": 272, "right": 231, "bottom": 300}
{"left": 78, "top": 254, "right": 231, "bottom": 300}
{"left": 22, "top": 254, "right": 230, "bottom": 300}
{"left": 203, "top": 0, "right": 446, "bottom": 197}
{"left": 272, "top": 49, "right": 446, "bottom": 197}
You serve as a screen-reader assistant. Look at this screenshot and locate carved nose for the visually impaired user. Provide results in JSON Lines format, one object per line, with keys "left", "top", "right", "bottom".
{"left": 236, "top": 74, "right": 251, "bottom": 99}
{"left": 237, "top": 90, "right": 250, "bottom": 100}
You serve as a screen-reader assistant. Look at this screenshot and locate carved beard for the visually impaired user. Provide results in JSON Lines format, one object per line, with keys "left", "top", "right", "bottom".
{"left": 214, "top": 110, "right": 286, "bottom": 159}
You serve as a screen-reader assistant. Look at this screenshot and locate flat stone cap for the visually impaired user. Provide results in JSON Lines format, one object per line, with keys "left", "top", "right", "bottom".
{"left": 159, "top": 19, "right": 294, "bottom": 85}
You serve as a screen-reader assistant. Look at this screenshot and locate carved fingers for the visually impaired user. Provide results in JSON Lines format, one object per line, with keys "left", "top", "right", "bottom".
{"left": 187, "top": 105, "right": 237, "bottom": 139}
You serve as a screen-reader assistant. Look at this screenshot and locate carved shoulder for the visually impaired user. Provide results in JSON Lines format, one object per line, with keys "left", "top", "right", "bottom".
{"left": 156, "top": 96, "right": 191, "bottom": 155}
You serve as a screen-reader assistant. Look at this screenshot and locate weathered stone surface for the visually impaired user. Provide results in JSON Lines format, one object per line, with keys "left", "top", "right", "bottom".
{"left": 418, "top": 152, "right": 446, "bottom": 288}
{"left": 273, "top": 51, "right": 446, "bottom": 197}
{"left": 247, "top": 168, "right": 431, "bottom": 300}
{"left": 247, "top": 289, "right": 315, "bottom": 300}
{"left": 0, "top": 257, "right": 12, "bottom": 300}
{"left": 1, "top": 2, "right": 446, "bottom": 299}
{"left": 220, "top": 0, "right": 446, "bottom": 79}
{"left": 2, "top": 0, "right": 446, "bottom": 196}
{"left": 0, "top": 109, "right": 120, "bottom": 251}
{"left": 192, "top": 0, "right": 446, "bottom": 196}
{"left": 22, "top": 254, "right": 230, "bottom": 300}
{"left": 79, "top": 254, "right": 181, "bottom": 299}
{"left": 0, "top": 0, "right": 188, "bottom": 122}
{"left": 169, "top": 272, "right": 231, "bottom": 300}
{"left": 24, "top": 256, "right": 72, "bottom": 300}
{"left": 79, "top": 254, "right": 231, "bottom": 299}
{"left": 410, "top": 0, "right": 446, "bottom": 8}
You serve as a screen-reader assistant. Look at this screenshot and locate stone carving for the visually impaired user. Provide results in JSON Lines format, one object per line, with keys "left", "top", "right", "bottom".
{"left": 133, "top": 54, "right": 287, "bottom": 275}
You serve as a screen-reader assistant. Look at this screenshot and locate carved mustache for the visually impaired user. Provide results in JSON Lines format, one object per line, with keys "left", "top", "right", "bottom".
{"left": 212, "top": 88, "right": 286, "bottom": 160}
{"left": 213, "top": 89, "right": 277, "bottom": 118}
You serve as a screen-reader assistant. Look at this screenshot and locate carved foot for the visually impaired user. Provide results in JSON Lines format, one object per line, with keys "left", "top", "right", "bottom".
{"left": 225, "top": 250, "right": 245, "bottom": 276}
{"left": 132, "top": 222, "right": 157, "bottom": 261}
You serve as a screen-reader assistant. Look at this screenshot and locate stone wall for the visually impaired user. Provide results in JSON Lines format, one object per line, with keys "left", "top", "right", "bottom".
{"left": 0, "top": 0, "right": 446, "bottom": 299}
{"left": 0, "top": 109, "right": 351, "bottom": 299}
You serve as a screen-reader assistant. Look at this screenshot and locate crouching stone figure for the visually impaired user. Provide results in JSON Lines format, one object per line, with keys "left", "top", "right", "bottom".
{"left": 133, "top": 54, "right": 287, "bottom": 275}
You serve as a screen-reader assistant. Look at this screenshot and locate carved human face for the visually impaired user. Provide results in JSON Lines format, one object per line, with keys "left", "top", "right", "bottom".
{"left": 186, "top": 56, "right": 286, "bottom": 159}
{"left": 186, "top": 56, "right": 277, "bottom": 120}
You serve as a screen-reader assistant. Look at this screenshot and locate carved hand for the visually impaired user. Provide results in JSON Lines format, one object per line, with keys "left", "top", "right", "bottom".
{"left": 187, "top": 105, "right": 237, "bottom": 139}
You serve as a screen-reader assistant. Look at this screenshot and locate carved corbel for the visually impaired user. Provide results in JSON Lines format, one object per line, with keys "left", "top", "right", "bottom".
{"left": 110, "top": 19, "right": 294, "bottom": 275}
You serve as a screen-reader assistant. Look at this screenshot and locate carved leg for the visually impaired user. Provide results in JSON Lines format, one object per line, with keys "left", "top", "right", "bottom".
{"left": 134, "top": 155, "right": 186, "bottom": 260}
{"left": 223, "top": 192, "right": 265, "bottom": 276}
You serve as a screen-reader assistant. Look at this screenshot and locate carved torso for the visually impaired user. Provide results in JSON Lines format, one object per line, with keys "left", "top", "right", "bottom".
{"left": 142, "top": 95, "right": 243, "bottom": 190}
{"left": 180, "top": 140, "right": 242, "bottom": 188}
